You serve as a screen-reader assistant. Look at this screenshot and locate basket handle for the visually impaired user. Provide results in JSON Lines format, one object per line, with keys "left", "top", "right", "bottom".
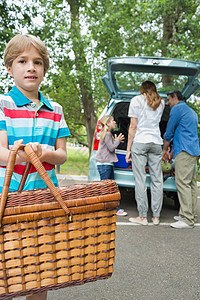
{"left": 0, "top": 142, "right": 25, "bottom": 226}
{"left": 18, "top": 161, "right": 32, "bottom": 192}
{"left": 0, "top": 144, "right": 72, "bottom": 226}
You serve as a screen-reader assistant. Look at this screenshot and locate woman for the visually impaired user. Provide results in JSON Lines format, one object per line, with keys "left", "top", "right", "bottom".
{"left": 125, "top": 81, "right": 165, "bottom": 225}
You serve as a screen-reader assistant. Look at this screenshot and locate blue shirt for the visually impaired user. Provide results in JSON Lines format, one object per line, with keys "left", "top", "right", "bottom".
{"left": 164, "top": 101, "right": 200, "bottom": 158}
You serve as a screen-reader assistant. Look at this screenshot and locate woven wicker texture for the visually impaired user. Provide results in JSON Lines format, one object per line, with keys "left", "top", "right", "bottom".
{"left": 0, "top": 144, "right": 120, "bottom": 299}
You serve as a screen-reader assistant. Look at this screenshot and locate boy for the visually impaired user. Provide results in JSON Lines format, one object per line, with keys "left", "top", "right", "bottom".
{"left": 0, "top": 34, "right": 70, "bottom": 300}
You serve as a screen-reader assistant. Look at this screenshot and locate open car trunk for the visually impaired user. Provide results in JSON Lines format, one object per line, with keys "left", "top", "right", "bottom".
{"left": 111, "top": 101, "right": 170, "bottom": 167}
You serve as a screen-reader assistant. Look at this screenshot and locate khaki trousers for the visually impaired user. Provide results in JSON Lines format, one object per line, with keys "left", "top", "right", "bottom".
{"left": 175, "top": 151, "right": 198, "bottom": 226}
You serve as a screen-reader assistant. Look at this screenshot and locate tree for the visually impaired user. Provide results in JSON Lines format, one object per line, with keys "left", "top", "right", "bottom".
{"left": 38, "top": 0, "right": 110, "bottom": 154}
{"left": 86, "top": 0, "right": 200, "bottom": 92}
{"left": 68, "top": 0, "right": 97, "bottom": 151}
{"left": 86, "top": 0, "right": 200, "bottom": 60}
{"left": 0, "top": 0, "right": 41, "bottom": 92}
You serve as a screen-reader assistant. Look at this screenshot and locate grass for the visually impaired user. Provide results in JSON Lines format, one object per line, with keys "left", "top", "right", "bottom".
{"left": 56, "top": 147, "right": 89, "bottom": 176}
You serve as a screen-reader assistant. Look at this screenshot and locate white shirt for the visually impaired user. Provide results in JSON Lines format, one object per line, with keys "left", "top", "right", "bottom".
{"left": 128, "top": 94, "right": 165, "bottom": 145}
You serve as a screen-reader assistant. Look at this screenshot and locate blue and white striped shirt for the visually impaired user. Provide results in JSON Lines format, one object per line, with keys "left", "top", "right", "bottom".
{"left": 0, "top": 86, "right": 70, "bottom": 192}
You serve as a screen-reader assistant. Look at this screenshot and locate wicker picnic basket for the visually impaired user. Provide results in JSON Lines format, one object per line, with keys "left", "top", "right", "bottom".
{"left": 0, "top": 144, "right": 120, "bottom": 299}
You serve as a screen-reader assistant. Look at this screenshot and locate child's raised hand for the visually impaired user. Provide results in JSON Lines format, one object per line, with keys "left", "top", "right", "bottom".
{"left": 114, "top": 133, "right": 125, "bottom": 142}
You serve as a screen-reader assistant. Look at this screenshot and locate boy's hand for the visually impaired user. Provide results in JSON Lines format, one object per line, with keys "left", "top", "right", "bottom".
{"left": 13, "top": 139, "right": 23, "bottom": 147}
{"left": 16, "top": 141, "right": 42, "bottom": 162}
{"left": 27, "top": 142, "right": 42, "bottom": 158}
{"left": 14, "top": 139, "right": 27, "bottom": 163}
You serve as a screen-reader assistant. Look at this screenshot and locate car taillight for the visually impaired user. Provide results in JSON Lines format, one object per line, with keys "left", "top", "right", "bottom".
{"left": 93, "top": 120, "right": 102, "bottom": 150}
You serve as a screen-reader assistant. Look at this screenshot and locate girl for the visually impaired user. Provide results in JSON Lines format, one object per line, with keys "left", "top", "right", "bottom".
{"left": 96, "top": 115, "right": 127, "bottom": 216}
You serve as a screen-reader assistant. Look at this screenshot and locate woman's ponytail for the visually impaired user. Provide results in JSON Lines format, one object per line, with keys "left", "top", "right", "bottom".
{"left": 140, "top": 81, "right": 163, "bottom": 110}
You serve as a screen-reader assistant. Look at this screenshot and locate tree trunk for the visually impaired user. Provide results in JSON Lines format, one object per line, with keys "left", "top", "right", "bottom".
{"left": 69, "top": 0, "right": 97, "bottom": 155}
{"left": 162, "top": 15, "right": 174, "bottom": 87}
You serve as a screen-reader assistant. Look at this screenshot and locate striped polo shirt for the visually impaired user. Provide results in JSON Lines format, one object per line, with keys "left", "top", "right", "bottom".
{"left": 0, "top": 86, "right": 70, "bottom": 192}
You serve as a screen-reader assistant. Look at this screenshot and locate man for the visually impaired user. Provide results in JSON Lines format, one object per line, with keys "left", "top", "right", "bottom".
{"left": 163, "top": 90, "right": 200, "bottom": 229}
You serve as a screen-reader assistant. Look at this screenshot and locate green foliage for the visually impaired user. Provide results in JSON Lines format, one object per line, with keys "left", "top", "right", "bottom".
{"left": 0, "top": 1, "right": 39, "bottom": 54}
{"left": 187, "top": 100, "right": 200, "bottom": 135}
{"left": 38, "top": 0, "right": 110, "bottom": 151}
{"left": 85, "top": 0, "right": 200, "bottom": 60}
{"left": 0, "top": 1, "right": 43, "bottom": 93}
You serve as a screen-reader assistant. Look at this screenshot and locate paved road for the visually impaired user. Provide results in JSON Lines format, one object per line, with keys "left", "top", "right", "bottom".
{"left": 15, "top": 181, "right": 200, "bottom": 300}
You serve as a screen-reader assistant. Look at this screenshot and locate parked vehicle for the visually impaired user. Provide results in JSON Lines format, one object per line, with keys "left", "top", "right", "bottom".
{"left": 88, "top": 56, "right": 200, "bottom": 207}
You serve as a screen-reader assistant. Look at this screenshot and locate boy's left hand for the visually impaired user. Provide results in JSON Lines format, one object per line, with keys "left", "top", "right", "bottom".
{"left": 17, "top": 141, "right": 42, "bottom": 162}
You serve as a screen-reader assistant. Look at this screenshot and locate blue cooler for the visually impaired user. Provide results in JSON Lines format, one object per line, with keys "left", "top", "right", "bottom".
{"left": 114, "top": 150, "right": 130, "bottom": 168}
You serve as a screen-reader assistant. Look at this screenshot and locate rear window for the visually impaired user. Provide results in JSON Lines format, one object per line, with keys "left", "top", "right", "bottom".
{"left": 115, "top": 71, "right": 189, "bottom": 94}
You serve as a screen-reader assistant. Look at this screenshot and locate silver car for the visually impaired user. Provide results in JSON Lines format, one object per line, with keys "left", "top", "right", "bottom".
{"left": 88, "top": 56, "right": 200, "bottom": 208}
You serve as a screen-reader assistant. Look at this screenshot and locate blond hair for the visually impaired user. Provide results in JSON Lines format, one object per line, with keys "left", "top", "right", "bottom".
{"left": 99, "top": 115, "right": 113, "bottom": 142}
{"left": 140, "top": 81, "right": 162, "bottom": 110}
{"left": 4, "top": 34, "right": 50, "bottom": 74}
